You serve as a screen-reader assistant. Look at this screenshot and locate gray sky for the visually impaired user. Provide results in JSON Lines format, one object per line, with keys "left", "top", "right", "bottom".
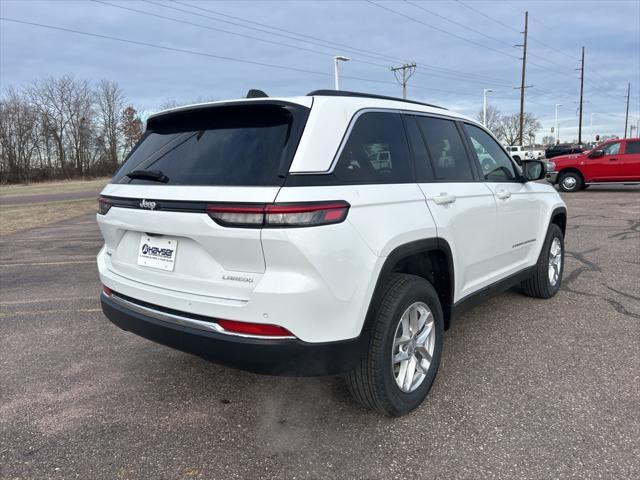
{"left": 1, "top": 0, "right": 639, "bottom": 143}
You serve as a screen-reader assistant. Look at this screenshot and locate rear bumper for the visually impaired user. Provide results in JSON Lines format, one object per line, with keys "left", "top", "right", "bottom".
{"left": 101, "top": 293, "right": 362, "bottom": 376}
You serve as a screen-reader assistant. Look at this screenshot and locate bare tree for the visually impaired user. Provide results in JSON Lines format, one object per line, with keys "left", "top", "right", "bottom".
{"left": 541, "top": 135, "right": 555, "bottom": 146}
{"left": 159, "top": 96, "right": 216, "bottom": 111}
{"left": 27, "top": 76, "right": 76, "bottom": 175}
{"left": 120, "top": 106, "right": 144, "bottom": 156}
{"left": 0, "top": 87, "right": 40, "bottom": 183}
{"left": 496, "top": 114, "right": 520, "bottom": 146}
{"left": 522, "top": 113, "right": 542, "bottom": 146}
{"left": 475, "top": 104, "right": 502, "bottom": 135}
{"left": 96, "top": 80, "right": 125, "bottom": 170}
{"left": 65, "top": 78, "right": 95, "bottom": 175}
{"left": 495, "top": 113, "right": 542, "bottom": 146}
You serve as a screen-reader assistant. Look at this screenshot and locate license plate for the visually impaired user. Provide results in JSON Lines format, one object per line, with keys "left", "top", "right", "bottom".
{"left": 137, "top": 236, "right": 178, "bottom": 272}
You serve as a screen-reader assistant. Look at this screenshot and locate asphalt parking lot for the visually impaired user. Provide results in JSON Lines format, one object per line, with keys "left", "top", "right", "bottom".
{"left": 1, "top": 187, "right": 638, "bottom": 479}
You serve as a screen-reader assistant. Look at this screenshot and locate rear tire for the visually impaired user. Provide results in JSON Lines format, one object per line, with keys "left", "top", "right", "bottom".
{"left": 521, "top": 224, "right": 564, "bottom": 298}
{"left": 558, "top": 171, "right": 583, "bottom": 192}
{"left": 345, "top": 274, "right": 444, "bottom": 416}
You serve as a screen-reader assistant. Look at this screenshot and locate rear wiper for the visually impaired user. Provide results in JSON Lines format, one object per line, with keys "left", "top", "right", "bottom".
{"left": 126, "top": 169, "right": 169, "bottom": 183}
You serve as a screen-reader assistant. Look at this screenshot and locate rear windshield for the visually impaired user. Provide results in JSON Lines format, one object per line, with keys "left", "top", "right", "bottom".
{"left": 113, "top": 103, "right": 308, "bottom": 186}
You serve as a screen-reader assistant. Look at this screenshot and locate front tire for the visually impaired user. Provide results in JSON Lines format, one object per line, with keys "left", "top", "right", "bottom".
{"left": 521, "top": 224, "right": 564, "bottom": 298}
{"left": 345, "top": 274, "right": 444, "bottom": 416}
{"left": 558, "top": 171, "right": 583, "bottom": 192}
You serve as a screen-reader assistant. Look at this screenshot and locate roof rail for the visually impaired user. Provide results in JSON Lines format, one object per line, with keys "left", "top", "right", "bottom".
{"left": 306, "top": 89, "right": 447, "bottom": 110}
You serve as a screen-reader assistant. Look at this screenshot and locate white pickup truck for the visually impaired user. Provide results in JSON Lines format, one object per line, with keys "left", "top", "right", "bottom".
{"left": 506, "top": 145, "right": 545, "bottom": 163}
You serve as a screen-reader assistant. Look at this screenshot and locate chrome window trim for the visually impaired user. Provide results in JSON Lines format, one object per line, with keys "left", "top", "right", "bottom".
{"left": 106, "top": 292, "right": 296, "bottom": 340}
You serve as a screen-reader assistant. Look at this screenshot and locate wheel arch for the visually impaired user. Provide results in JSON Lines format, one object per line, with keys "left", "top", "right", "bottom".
{"left": 550, "top": 206, "right": 567, "bottom": 237}
{"left": 360, "top": 238, "right": 455, "bottom": 339}
{"left": 558, "top": 167, "right": 585, "bottom": 183}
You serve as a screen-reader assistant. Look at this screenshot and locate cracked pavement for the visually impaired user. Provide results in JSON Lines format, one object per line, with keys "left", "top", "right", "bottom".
{"left": 1, "top": 186, "right": 639, "bottom": 479}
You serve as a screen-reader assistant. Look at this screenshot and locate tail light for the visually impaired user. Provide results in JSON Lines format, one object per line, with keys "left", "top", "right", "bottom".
{"left": 98, "top": 197, "right": 111, "bottom": 215}
{"left": 206, "top": 201, "right": 349, "bottom": 228}
{"left": 217, "top": 319, "right": 294, "bottom": 338}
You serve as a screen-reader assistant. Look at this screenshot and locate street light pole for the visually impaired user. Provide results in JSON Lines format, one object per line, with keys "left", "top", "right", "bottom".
{"left": 333, "top": 56, "right": 350, "bottom": 90}
{"left": 590, "top": 112, "right": 597, "bottom": 144}
{"left": 483, "top": 89, "right": 493, "bottom": 127}
{"left": 555, "top": 104, "right": 563, "bottom": 144}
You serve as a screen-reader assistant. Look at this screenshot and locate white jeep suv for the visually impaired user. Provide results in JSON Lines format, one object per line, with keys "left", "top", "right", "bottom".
{"left": 97, "top": 90, "right": 567, "bottom": 416}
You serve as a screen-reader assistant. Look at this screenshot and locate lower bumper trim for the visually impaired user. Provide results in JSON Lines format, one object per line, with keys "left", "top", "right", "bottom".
{"left": 101, "top": 294, "right": 362, "bottom": 376}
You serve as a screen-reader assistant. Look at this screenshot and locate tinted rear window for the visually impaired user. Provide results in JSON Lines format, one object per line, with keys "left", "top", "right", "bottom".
{"left": 113, "top": 104, "right": 307, "bottom": 186}
{"left": 625, "top": 141, "right": 640, "bottom": 154}
{"left": 333, "top": 112, "right": 412, "bottom": 183}
{"left": 415, "top": 117, "right": 474, "bottom": 182}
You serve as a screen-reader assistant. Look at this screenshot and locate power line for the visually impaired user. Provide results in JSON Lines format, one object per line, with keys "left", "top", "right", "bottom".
{"left": 168, "top": 0, "right": 406, "bottom": 65}
{"left": 0, "top": 16, "right": 486, "bottom": 100}
{"left": 93, "top": 0, "right": 392, "bottom": 71}
{"left": 145, "top": 0, "right": 401, "bottom": 66}
{"left": 365, "top": 0, "right": 520, "bottom": 60}
{"left": 454, "top": 0, "right": 625, "bottom": 100}
{"left": 96, "top": 0, "right": 526, "bottom": 95}
{"left": 454, "top": 0, "right": 519, "bottom": 33}
{"left": 0, "top": 17, "right": 389, "bottom": 85}
{"left": 153, "top": 0, "right": 524, "bottom": 90}
{"left": 370, "top": 0, "right": 597, "bottom": 94}
{"left": 403, "top": 0, "right": 515, "bottom": 48}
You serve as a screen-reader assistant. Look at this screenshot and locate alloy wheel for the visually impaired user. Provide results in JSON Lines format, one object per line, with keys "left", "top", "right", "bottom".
{"left": 391, "top": 302, "right": 436, "bottom": 393}
{"left": 548, "top": 237, "right": 562, "bottom": 286}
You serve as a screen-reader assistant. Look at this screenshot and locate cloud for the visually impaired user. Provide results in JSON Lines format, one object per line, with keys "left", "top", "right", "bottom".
{"left": 1, "top": 0, "right": 638, "bottom": 140}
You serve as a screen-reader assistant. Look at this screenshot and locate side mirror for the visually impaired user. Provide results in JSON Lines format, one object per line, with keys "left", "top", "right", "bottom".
{"left": 589, "top": 149, "right": 604, "bottom": 158}
{"left": 521, "top": 160, "right": 545, "bottom": 182}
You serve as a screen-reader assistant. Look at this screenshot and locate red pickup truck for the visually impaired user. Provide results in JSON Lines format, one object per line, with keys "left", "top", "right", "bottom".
{"left": 547, "top": 137, "right": 640, "bottom": 192}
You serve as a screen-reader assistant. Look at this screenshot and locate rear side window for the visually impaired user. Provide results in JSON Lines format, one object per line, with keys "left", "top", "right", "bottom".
{"left": 464, "top": 124, "right": 516, "bottom": 181}
{"left": 625, "top": 141, "right": 640, "bottom": 154}
{"left": 113, "top": 104, "right": 306, "bottom": 186}
{"left": 415, "top": 117, "right": 474, "bottom": 181}
{"left": 334, "top": 112, "right": 412, "bottom": 183}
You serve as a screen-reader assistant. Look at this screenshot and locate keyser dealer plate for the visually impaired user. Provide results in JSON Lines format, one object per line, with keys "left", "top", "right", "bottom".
{"left": 137, "top": 236, "right": 178, "bottom": 272}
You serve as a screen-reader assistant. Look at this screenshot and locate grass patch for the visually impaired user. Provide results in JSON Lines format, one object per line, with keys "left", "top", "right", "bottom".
{"left": 0, "top": 198, "right": 96, "bottom": 236}
{"left": 0, "top": 177, "right": 110, "bottom": 197}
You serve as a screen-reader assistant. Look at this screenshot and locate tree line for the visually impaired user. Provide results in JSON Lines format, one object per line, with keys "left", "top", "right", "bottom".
{"left": 1, "top": 75, "right": 545, "bottom": 185}
{"left": 0, "top": 76, "right": 144, "bottom": 184}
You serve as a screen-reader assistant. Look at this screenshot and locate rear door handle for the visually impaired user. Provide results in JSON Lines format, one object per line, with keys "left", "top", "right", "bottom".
{"left": 432, "top": 193, "right": 457, "bottom": 205}
{"left": 495, "top": 189, "right": 512, "bottom": 200}
{"left": 609, "top": 158, "right": 618, "bottom": 161}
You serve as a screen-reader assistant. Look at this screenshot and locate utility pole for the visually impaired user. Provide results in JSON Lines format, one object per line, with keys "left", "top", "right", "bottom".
{"left": 390, "top": 63, "right": 417, "bottom": 99}
{"left": 577, "top": 46, "right": 585, "bottom": 144}
{"left": 516, "top": 11, "right": 529, "bottom": 146}
{"left": 624, "top": 82, "right": 630, "bottom": 138}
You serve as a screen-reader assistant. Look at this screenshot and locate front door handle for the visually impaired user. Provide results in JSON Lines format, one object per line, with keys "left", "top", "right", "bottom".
{"left": 609, "top": 158, "right": 618, "bottom": 161}
{"left": 432, "top": 192, "right": 457, "bottom": 205}
{"left": 496, "top": 189, "right": 512, "bottom": 200}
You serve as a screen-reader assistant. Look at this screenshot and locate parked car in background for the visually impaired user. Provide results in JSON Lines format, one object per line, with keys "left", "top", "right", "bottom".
{"left": 546, "top": 137, "right": 640, "bottom": 191}
{"left": 505, "top": 145, "right": 544, "bottom": 163}
{"left": 545, "top": 144, "right": 584, "bottom": 159}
